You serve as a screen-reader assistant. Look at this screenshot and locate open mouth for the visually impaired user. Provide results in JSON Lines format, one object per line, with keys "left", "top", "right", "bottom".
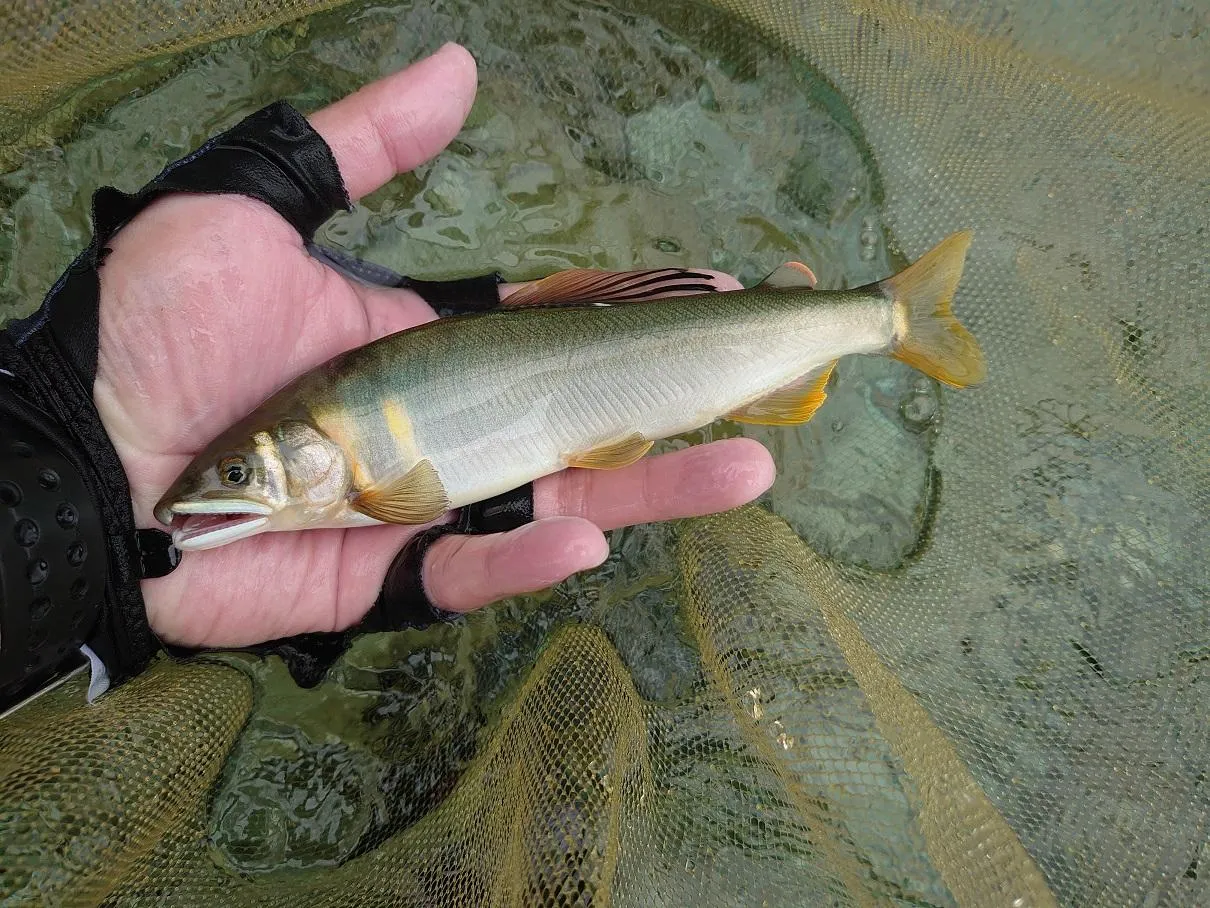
{"left": 163, "top": 501, "right": 272, "bottom": 551}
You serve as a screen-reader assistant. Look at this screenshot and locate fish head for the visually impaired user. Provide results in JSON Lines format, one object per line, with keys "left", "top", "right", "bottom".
{"left": 153, "top": 418, "right": 352, "bottom": 551}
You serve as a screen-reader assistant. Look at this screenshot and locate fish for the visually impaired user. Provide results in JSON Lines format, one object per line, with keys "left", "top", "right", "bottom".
{"left": 154, "top": 230, "right": 986, "bottom": 551}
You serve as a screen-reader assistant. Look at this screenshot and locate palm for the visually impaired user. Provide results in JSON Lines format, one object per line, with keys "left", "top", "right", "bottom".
{"left": 90, "top": 44, "right": 774, "bottom": 649}
{"left": 93, "top": 191, "right": 433, "bottom": 646}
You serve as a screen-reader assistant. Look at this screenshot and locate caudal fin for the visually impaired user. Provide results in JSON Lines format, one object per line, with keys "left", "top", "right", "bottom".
{"left": 881, "top": 230, "right": 986, "bottom": 388}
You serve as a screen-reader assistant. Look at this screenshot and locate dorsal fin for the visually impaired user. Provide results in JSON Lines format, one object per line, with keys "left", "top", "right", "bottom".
{"left": 726, "top": 361, "right": 836, "bottom": 425}
{"left": 502, "top": 268, "right": 721, "bottom": 308}
{"left": 757, "top": 261, "right": 818, "bottom": 291}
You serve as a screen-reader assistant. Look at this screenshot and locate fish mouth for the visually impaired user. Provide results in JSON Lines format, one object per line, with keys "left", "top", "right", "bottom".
{"left": 160, "top": 500, "right": 273, "bottom": 552}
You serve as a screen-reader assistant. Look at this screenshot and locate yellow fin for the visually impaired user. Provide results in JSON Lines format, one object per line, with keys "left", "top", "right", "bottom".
{"left": 565, "top": 433, "right": 654, "bottom": 469}
{"left": 350, "top": 459, "right": 450, "bottom": 524}
{"left": 503, "top": 268, "right": 721, "bottom": 307}
{"left": 727, "top": 362, "right": 836, "bottom": 425}
{"left": 881, "top": 230, "right": 987, "bottom": 388}
{"left": 757, "top": 261, "right": 818, "bottom": 290}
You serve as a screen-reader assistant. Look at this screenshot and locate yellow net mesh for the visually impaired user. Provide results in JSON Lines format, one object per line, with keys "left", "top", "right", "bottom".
{"left": 0, "top": 1, "right": 346, "bottom": 163}
{"left": 1, "top": 0, "right": 1206, "bottom": 905}
{"left": 0, "top": 661, "right": 253, "bottom": 904}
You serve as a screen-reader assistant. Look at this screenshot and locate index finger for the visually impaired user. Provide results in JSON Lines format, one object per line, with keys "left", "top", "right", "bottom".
{"left": 307, "top": 42, "right": 478, "bottom": 201}
{"left": 534, "top": 437, "right": 776, "bottom": 531}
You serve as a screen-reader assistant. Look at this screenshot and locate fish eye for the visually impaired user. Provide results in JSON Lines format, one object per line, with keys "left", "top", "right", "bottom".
{"left": 219, "top": 457, "right": 250, "bottom": 487}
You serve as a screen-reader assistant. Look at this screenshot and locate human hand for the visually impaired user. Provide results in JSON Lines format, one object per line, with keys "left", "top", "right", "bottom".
{"left": 93, "top": 43, "right": 775, "bottom": 649}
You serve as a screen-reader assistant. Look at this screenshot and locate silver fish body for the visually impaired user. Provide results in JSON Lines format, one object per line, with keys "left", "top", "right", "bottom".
{"left": 154, "top": 231, "right": 984, "bottom": 550}
{"left": 306, "top": 287, "right": 890, "bottom": 510}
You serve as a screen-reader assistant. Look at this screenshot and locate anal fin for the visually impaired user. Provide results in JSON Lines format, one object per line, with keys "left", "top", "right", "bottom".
{"left": 350, "top": 459, "right": 451, "bottom": 524}
{"left": 727, "top": 362, "right": 837, "bottom": 426}
{"left": 565, "top": 432, "right": 654, "bottom": 469}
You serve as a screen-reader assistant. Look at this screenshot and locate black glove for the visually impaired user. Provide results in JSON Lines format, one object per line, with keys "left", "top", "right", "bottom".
{"left": 1, "top": 100, "right": 533, "bottom": 711}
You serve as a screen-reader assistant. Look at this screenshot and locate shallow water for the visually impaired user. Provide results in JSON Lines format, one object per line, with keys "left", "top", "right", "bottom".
{"left": 0, "top": 0, "right": 949, "bottom": 884}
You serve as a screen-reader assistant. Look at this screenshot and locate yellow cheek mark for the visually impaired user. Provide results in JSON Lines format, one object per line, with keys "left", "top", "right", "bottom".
{"left": 383, "top": 398, "right": 419, "bottom": 458}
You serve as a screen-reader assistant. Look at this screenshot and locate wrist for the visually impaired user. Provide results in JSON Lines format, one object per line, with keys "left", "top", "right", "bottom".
{"left": 0, "top": 356, "right": 174, "bottom": 715}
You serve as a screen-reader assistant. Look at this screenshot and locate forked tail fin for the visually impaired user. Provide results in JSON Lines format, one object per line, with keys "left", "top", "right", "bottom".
{"left": 881, "top": 231, "right": 986, "bottom": 388}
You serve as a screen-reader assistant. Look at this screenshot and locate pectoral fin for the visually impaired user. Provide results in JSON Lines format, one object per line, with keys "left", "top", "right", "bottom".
{"left": 727, "top": 362, "right": 836, "bottom": 426}
{"left": 565, "top": 433, "right": 654, "bottom": 469}
{"left": 350, "top": 459, "right": 451, "bottom": 524}
{"left": 504, "top": 268, "right": 721, "bottom": 307}
{"left": 757, "top": 261, "right": 818, "bottom": 290}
